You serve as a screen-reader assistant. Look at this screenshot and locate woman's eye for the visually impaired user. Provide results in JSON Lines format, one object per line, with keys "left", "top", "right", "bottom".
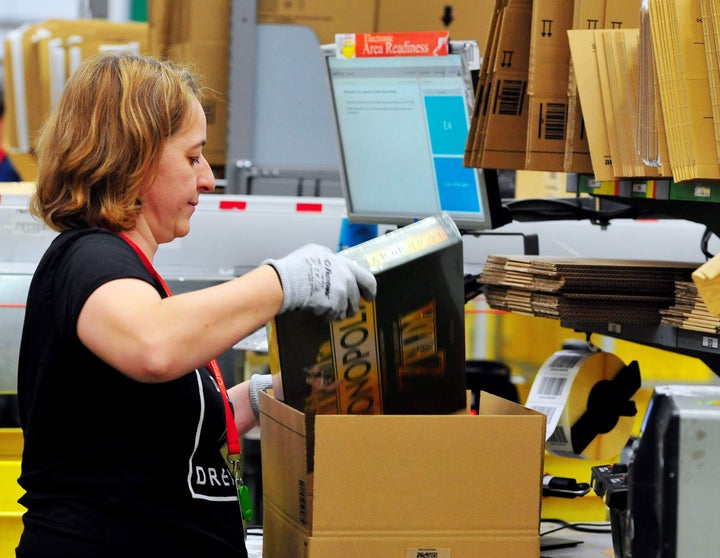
{"left": 189, "top": 157, "right": 200, "bottom": 165}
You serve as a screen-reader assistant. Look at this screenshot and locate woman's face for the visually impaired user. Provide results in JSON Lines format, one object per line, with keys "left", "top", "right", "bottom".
{"left": 139, "top": 98, "right": 215, "bottom": 244}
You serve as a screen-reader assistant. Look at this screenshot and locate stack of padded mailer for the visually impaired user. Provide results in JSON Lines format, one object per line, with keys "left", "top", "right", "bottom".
{"left": 660, "top": 281, "right": 720, "bottom": 334}
{"left": 480, "top": 256, "right": 699, "bottom": 324}
{"left": 646, "top": 0, "right": 720, "bottom": 182}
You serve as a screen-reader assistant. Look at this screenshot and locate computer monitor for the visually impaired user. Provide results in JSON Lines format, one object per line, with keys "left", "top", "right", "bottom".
{"left": 322, "top": 41, "right": 511, "bottom": 233}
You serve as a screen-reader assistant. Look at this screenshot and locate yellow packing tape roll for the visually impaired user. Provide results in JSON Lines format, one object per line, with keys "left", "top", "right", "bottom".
{"left": 526, "top": 349, "right": 636, "bottom": 461}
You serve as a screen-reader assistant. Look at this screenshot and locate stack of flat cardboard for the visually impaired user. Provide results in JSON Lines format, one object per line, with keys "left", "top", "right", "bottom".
{"left": 480, "top": 255, "right": 698, "bottom": 324}
{"left": 660, "top": 280, "right": 720, "bottom": 333}
{"left": 465, "top": 0, "right": 639, "bottom": 174}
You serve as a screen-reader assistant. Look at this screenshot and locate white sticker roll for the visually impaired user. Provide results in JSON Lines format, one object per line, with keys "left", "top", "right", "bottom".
{"left": 526, "top": 349, "right": 636, "bottom": 461}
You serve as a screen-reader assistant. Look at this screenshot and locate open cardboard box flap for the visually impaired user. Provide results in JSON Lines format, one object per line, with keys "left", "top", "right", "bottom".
{"left": 259, "top": 390, "right": 546, "bottom": 557}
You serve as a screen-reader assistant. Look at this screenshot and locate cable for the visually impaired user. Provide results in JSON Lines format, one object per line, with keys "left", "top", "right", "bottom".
{"left": 701, "top": 226, "right": 715, "bottom": 260}
{"left": 540, "top": 518, "right": 612, "bottom": 536}
{"left": 503, "top": 196, "right": 660, "bottom": 226}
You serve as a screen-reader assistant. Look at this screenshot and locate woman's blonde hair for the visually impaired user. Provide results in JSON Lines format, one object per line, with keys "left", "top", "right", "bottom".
{"left": 31, "top": 50, "right": 204, "bottom": 232}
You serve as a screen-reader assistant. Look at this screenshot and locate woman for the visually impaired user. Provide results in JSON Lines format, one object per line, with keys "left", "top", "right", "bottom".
{"left": 15, "top": 51, "right": 375, "bottom": 557}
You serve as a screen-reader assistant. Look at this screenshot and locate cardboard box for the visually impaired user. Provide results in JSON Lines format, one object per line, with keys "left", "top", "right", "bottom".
{"left": 148, "top": 0, "right": 377, "bottom": 167}
{"left": 466, "top": 0, "right": 533, "bottom": 171}
{"left": 148, "top": 0, "right": 229, "bottom": 166}
{"left": 169, "top": 38, "right": 229, "bottom": 165}
{"left": 257, "top": 0, "right": 376, "bottom": 45}
{"left": 259, "top": 390, "right": 546, "bottom": 558}
{"left": 146, "top": 1, "right": 490, "bottom": 168}
{"left": 3, "top": 19, "right": 149, "bottom": 181}
{"left": 268, "top": 213, "right": 466, "bottom": 415}
{"left": 376, "top": 0, "right": 496, "bottom": 54}
{"left": 525, "top": 0, "right": 574, "bottom": 172}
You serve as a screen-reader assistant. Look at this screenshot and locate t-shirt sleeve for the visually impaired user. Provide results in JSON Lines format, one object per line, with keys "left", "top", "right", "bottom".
{"left": 53, "top": 231, "right": 158, "bottom": 332}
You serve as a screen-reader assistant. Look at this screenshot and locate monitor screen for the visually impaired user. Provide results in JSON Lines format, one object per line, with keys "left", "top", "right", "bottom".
{"left": 323, "top": 43, "right": 510, "bottom": 232}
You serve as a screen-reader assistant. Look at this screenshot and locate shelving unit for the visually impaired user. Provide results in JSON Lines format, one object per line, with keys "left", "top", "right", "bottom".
{"left": 562, "top": 173, "right": 720, "bottom": 374}
{"left": 561, "top": 321, "right": 720, "bottom": 373}
{"left": 570, "top": 174, "right": 720, "bottom": 235}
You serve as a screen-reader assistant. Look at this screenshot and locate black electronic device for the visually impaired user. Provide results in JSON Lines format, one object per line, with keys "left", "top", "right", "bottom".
{"left": 627, "top": 385, "right": 720, "bottom": 557}
{"left": 322, "top": 41, "right": 511, "bottom": 233}
{"left": 543, "top": 474, "right": 591, "bottom": 499}
{"left": 591, "top": 385, "right": 720, "bottom": 558}
{"left": 591, "top": 463, "right": 630, "bottom": 558}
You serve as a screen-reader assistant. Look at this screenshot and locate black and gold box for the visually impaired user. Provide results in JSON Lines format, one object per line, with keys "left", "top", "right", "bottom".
{"left": 268, "top": 213, "right": 467, "bottom": 415}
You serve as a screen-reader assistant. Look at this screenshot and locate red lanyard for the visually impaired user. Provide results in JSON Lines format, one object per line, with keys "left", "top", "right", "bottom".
{"left": 117, "top": 232, "right": 241, "bottom": 459}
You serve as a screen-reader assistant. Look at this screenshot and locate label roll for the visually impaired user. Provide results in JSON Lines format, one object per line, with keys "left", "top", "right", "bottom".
{"left": 526, "top": 349, "right": 640, "bottom": 461}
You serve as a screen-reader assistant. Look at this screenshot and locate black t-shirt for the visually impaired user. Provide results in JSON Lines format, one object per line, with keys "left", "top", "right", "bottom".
{"left": 16, "top": 228, "right": 247, "bottom": 558}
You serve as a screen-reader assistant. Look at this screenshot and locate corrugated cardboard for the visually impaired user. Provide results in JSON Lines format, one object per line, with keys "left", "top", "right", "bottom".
{"left": 466, "top": 0, "right": 644, "bottom": 175}
{"left": 3, "top": 19, "right": 149, "bottom": 181}
{"left": 594, "top": 29, "right": 631, "bottom": 178}
{"left": 168, "top": 39, "right": 228, "bottom": 165}
{"left": 376, "top": 0, "right": 495, "bottom": 53}
{"left": 661, "top": 279, "right": 720, "bottom": 333}
{"left": 563, "top": 0, "right": 607, "bottom": 174}
{"left": 148, "top": 0, "right": 230, "bottom": 53}
{"left": 258, "top": 0, "right": 376, "bottom": 44}
{"left": 526, "top": 0, "right": 574, "bottom": 171}
{"left": 481, "top": 255, "right": 698, "bottom": 324}
{"left": 568, "top": 29, "right": 616, "bottom": 180}
{"left": 259, "top": 390, "right": 546, "bottom": 558}
{"left": 148, "top": 0, "right": 229, "bottom": 166}
{"left": 466, "top": 0, "right": 533, "bottom": 170}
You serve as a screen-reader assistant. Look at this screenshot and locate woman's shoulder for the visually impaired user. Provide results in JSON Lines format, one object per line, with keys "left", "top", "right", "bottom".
{"left": 55, "top": 226, "right": 121, "bottom": 244}
{"left": 43, "top": 227, "right": 135, "bottom": 271}
{"left": 51, "top": 227, "right": 126, "bottom": 254}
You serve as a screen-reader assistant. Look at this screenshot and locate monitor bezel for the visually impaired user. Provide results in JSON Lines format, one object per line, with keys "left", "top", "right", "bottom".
{"left": 322, "top": 40, "right": 511, "bottom": 234}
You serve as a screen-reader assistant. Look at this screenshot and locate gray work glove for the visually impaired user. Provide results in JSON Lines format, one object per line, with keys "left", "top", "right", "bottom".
{"left": 263, "top": 243, "right": 377, "bottom": 321}
{"left": 248, "top": 373, "right": 274, "bottom": 420}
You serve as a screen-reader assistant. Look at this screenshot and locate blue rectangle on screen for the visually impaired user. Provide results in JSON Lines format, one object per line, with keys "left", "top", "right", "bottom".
{"left": 433, "top": 157, "right": 482, "bottom": 213}
{"left": 424, "top": 95, "right": 468, "bottom": 156}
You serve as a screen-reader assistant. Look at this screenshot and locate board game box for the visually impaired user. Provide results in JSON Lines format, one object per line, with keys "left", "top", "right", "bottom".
{"left": 267, "top": 213, "right": 467, "bottom": 415}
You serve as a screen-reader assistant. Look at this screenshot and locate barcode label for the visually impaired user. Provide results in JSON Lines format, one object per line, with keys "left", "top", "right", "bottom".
{"left": 540, "top": 102, "right": 567, "bottom": 140}
{"left": 495, "top": 79, "right": 527, "bottom": 115}
{"left": 406, "top": 548, "right": 451, "bottom": 558}
{"left": 530, "top": 405, "right": 557, "bottom": 424}
{"left": 548, "top": 354, "right": 583, "bottom": 370}
{"left": 702, "top": 336, "right": 719, "bottom": 349}
{"left": 548, "top": 426, "right": 569, "bottom": 445}
{"left": 536, "top": 375, "right": 568, "bottom": 396}
{"left": 298, "top": 479, "right": 307, "bottom": 526}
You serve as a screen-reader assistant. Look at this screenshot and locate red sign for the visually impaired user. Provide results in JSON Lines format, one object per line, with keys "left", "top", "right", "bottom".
{"left": 335, "top": 31, "right": 450, "bottom": 58}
